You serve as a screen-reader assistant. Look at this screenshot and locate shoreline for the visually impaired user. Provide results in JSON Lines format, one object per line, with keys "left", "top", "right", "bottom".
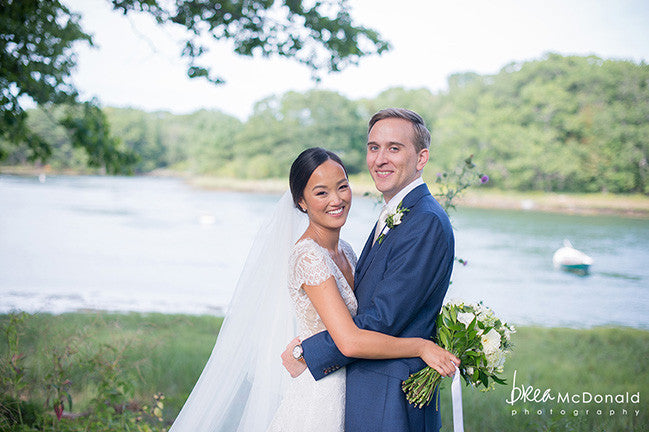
{"left": 2, "top": 309, "right": 647, "bottom": 331}
{"left": 2, "top": 166, "right": 649, "bottom": 218}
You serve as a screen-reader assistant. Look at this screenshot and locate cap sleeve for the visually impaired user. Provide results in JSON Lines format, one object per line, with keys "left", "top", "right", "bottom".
{"left": 293, "top": 240, "right": 333, "bottom": 287}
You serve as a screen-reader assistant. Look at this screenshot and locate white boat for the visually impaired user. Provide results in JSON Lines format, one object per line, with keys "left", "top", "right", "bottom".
{"left": 553, "top": 239, "right": 593, "bottom": 275}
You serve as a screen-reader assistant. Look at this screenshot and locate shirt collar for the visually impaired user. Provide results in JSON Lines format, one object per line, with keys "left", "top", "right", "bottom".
{"left": 383, "top": 176, "right": 425, "bottom": 213}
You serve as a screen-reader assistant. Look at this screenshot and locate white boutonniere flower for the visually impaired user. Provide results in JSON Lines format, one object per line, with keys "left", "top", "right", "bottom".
{"left": 377, "top": 202, "right": 410, "bottom": 244}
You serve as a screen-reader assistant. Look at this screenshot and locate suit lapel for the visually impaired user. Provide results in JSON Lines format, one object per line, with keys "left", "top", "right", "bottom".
{"left": 354, "top": 223, "right": 376, "bottom": 287}
{"left": 355, "top": 184, "right": 431, "bottom": 287}
{"left": 355, "top": 237, "right": 381, "bottom": 286}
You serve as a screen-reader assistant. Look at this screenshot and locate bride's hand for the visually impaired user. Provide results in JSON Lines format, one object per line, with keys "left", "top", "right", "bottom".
{"left": 281, "top": 337, "right": 307, "bottom": 378}
{"left": 419, "top": 339, "right": 460, "bottom": 377}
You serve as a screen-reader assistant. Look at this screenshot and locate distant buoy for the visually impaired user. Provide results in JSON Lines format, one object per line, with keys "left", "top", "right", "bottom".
{"left": 521, "top": 199, "right": 535, "bottom": 210}
{"left": 198, "top": 214, "right": 216, "bottom": 225}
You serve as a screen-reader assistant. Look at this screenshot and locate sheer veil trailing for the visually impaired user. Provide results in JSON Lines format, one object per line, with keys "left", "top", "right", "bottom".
{"left": 170, "top": 191, "right": 307, "bottom": 431}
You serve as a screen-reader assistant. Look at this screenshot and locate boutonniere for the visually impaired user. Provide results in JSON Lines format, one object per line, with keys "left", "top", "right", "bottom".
{"left": 377, "top": 202, "right": 410, "bottom": 244}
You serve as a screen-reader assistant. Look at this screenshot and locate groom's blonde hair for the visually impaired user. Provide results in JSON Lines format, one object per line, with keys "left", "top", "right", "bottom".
{"left": 368, "top": 108, "right": 431, "bottom": 152}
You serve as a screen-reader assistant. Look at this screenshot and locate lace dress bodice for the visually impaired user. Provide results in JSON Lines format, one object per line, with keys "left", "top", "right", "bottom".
{"left": 288, "top": 238, "right": 358, "bottom": 340}
{"left": 267, "top": 238, "right": 357, "bottom": 432}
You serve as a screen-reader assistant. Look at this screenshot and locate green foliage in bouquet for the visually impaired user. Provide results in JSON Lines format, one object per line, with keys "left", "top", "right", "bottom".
{"left": 402, "top": 301, "right": 516, "bottom": 408}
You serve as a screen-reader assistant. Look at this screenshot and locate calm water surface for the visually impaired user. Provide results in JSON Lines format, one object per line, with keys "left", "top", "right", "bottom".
{"left": 1, "top": 174, "right": 647, "bottom": 328}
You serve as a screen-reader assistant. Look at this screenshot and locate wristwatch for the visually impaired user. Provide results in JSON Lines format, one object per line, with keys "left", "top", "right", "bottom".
{"left": 292, "top": 343, "right": 304, "bottom": 362}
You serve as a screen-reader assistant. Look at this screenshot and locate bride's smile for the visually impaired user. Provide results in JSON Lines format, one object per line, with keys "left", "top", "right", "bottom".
{"left": 326, "top": 207, "right": 345, "bottom": 217}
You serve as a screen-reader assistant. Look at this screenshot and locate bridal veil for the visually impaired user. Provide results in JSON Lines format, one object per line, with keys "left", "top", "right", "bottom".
{"left": 170, "top": 191, "right": 307, "bottom": 431}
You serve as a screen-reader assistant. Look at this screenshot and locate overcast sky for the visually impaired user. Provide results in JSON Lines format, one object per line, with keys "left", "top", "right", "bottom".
{"left": 63, "top": 0, "right": 649, "bottom": 120}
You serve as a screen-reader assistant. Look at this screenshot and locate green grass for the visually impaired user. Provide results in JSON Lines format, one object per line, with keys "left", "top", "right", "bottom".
{"left": 2, "top": 313, "right": 648, "bottom": 431}
{"left": 0, "top": 312, "right": 222, "bottom": 422}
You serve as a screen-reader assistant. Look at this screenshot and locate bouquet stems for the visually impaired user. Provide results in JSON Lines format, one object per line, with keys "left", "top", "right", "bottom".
{"left": 402, "top": 366, "right": 443, "bottom": 409}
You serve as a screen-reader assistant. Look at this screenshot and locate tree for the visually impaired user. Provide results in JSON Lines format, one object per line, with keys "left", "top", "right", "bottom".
{"left": 0, "top": 0, "right": 136, "bottom": 173}
{"left": 432, "top": 53, "right": 649, "bottom": 194}
{"left": 0, "top": 0, "right": 389, "bottom": 172}
{"left": 110, "top": 0, "right": 390, "bottom": 83}
{"left": 226, "top": 89, "right": 366, "bottom": 178}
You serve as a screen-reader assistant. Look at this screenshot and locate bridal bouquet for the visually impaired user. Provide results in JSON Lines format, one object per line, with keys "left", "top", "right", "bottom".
{"left": 402, "top": 300, "right": 516, "bottom": 408}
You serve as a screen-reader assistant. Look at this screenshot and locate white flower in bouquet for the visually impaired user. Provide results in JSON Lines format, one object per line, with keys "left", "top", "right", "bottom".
{"left": 481, "top": 328, "right": 501, "bottom": 354}
{"left": 457, "top": 312, "right": 475, "bottom": 328}
{"left": 475, "top": 304, "right": 497, "bottom": 327}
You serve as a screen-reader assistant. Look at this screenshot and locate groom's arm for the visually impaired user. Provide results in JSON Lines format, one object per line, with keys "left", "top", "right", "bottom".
{"left": 300, "top": 210, "right": 454, "bottom": 381}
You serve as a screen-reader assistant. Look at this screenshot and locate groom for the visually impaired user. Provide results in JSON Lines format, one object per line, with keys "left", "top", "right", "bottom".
{"left": 283, "top": 108, "right": 455, "bottom": 432}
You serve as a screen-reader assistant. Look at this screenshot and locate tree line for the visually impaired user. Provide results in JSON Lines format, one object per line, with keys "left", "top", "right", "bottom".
{"left": 2, "top": 53, "right": 648, "bottom": 194}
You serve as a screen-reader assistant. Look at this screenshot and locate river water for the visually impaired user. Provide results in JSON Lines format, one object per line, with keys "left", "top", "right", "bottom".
{"left": 1, "top": 174, "right": 647, "bottom": 328}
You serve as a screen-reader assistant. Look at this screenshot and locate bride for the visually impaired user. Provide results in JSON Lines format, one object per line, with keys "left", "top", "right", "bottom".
{"left": 169, "top": 148, "right": 459, "bottom": 432}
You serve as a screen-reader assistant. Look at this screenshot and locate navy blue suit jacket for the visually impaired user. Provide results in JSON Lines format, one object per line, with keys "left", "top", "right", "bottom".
{"left": 301, "top": 183, "right": 455, "bottom": 432}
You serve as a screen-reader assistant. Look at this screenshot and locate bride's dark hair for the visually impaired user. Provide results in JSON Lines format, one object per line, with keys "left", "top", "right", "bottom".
{"left": 289, "top": 147, "right": 347, "bottom": 213}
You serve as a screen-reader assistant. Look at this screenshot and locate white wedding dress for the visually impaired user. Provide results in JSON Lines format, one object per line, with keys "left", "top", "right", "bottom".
{"left": 267, "top": 238, "right": 358, "bottom": 432}
{"left": 169, "top": 192, "right": 357, "bottom": 432}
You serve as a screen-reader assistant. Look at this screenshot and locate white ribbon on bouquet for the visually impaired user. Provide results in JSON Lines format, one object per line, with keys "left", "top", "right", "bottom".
{"left": 451, "top": 365, "right": 464, "bottom": 432}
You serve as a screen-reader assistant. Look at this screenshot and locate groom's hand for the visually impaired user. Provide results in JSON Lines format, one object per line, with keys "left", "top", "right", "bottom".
{"left": 281, "top": 337, "right": 307, "bottom": 378}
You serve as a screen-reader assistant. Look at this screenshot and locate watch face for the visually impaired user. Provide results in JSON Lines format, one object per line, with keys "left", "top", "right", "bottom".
{"left": 292, "top": 344, "right": 303, "bottom": 359}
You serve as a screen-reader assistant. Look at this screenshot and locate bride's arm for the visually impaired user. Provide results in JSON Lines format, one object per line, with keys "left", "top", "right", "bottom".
{"left": 303, "top": 277, "right": 459, "bottom": 377}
